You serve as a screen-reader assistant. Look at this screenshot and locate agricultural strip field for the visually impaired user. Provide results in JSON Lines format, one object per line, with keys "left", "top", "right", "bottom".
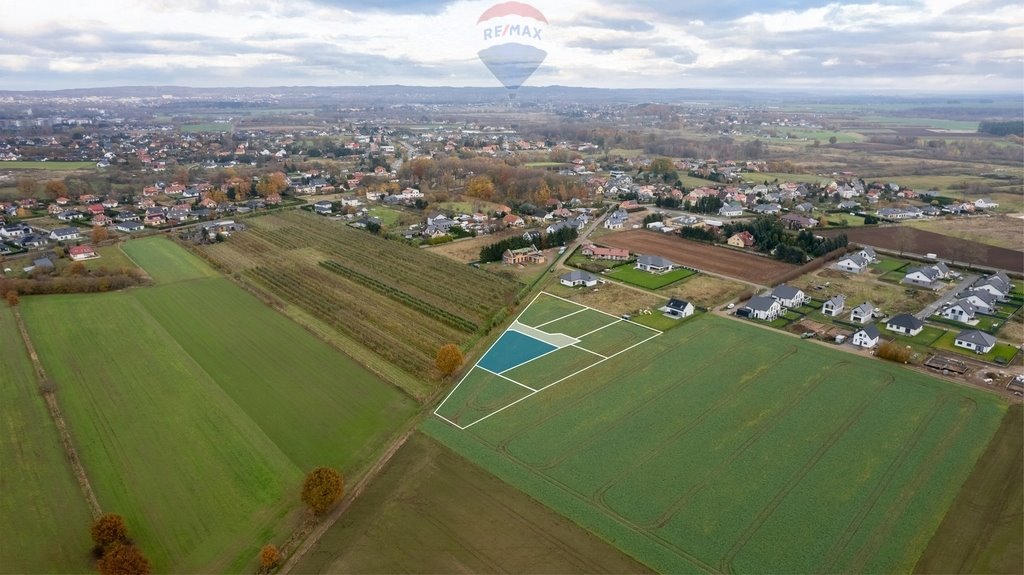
{"left": 198, "top": 210, "right": 521, "bottom": 379}
{"left": 0, "top": 307, "right": 94, "bottom": 574}
{"left": 0, "top": 161, "right": 95, "bottom": 170}
{"left": 19, "top": 238, "right": 416, "bottom": 573}
{"left": 293, "top": 433, "right": 652, "bottom": 574}
{"left": 823, "top": 226, "right": 1024, "bottom": 273}
{"left": 424, "top": 314, "right": 1008, "bottom": 574}
{"left": 601, "top": 230, "right": 795, "bottom": 285}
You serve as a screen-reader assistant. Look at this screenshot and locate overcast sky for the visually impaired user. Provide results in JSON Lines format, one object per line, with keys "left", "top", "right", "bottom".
{"left": 1, "top": 0, "right": 1021, "bottom": 92}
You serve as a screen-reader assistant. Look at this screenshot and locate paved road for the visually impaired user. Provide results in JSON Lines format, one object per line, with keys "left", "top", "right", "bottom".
{"left": 916, "top": 273, "right": 979, "bottom": 320}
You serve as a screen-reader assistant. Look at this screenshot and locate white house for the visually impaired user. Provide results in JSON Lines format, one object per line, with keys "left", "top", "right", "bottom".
{"left": 770, "top": 285, "right": 807, "bottom": 309}
{"left": 834, "top": 253, "right": 870, "bottom": 273}
{"left": 559, "top": 270, "right": 598, "bottom": 288}
{"left": 49, "top": 227, "right": 81, "bottom": 242}
{"left": 857, "top": 246, "right": 878, "bottom": 262}
{"left": 635, "top": 255, "right": 676, "bottom": 274}
{"left": 902, "top": 267, "right": 942, "bottom": 289}
{"left": 974, "top": 198, "right": 999, "bottom": 210}
{"left": 885, "top": 313, "right": 924, "bottom": 336}
{"left": 958, "top": 291, "right": 997, "bottom": 313}
{"left": 851, "top": 325, "right": 881, "bottom": 348}
{"left": 971, "top": 272, "right": 1013, "bottom": 300}
{"left": 660, "top": 298, "right": 695, "bottom": 319}
{"left": 943, "top": 300, "right": 978, "bottom": 324}
{"left": 741, "top": 296, "right": 781, "bottom": 321}
{"left": 954, "top": 330, "right": 996, "bottom": 354}
{"left": 718, "top": 203, "right": 744, "bottom": 217}
{"left": 850, "top": 302, "right": 875, "bottom": 324}
{"left": 822, "top": 295, "right": 846, "bottom": 317}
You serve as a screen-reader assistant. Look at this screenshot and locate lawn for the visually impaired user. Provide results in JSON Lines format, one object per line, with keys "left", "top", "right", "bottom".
{"left": 424, "top": 314, "right": 1007, "bottom": 574}
{"left": 365, "top": 206, "right": 403, "bottom": 227}
{"left": 0, "top": 161, "right": 94, "bottom": 170}
{"left": 18, "top": 239, "right": 417, "bottom": 573}
{"left": 932, "top": 331, "right": 1020, "bottom": 365}
{"left": 293, "top": 433, "right": 651, "bottom": 574}
{"left": 823, "top": 214, "right": 867, "bottom": 227}
{"left": 871, "top": 258, "right": 911, "bottom": 273}
{"left": 605, "top": 266, "right": 696, "bottom": 290}
{"left": 0, "top": 307, "right": 95, "bottom": 574}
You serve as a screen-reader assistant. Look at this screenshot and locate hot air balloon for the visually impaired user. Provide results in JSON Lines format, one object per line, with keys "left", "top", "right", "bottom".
{"left": 476, "top": 1, "right": 548, "bottom": 104}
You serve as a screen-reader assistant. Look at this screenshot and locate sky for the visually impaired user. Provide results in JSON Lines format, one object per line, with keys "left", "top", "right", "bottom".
{"left": 0, "top": 0, "right": 1022, "bottom": 93}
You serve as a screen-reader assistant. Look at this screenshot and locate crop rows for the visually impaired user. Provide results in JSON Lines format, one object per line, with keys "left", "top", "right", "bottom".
{"left": 319, "top": 260, "right": 478, "bottom": 333}
{"left": 247, "top": 261, "right": 462, "bottom": 377}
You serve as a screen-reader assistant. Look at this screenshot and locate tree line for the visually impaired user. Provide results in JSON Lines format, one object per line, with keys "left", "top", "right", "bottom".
{"left": 718, "top": 216, "right": 848, "bottom": 263}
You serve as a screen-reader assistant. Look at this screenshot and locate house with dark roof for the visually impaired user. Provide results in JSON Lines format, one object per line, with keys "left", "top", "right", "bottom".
{"left": 835, "top": 253, "right": 870, "bottom": 273}
{"left": 559, "top": 270, "right": 598, "bottom": 288}
{"left": 971, "top": 272, "right": 1013, "bottom": 300}
{"left": 954, "top": 330, "right": 996, "bottom": 354}
{"left": 958, "top": 290, "right": 997, "bottom": 313}
{"left": 635, "top": 255, "right": 676, "bottom": 274}
{"left": 770, "top": 284, "right": 807, "bottom": 308}
{"left": 740, "top": 295, "right": 781, "bottom": 321}
{"left": 942, "top": 300, "right": 979, "bottom": 324}
{"left": 851, "top": 324, "right": 881, "bottom": 348}
{"left": 885, "top": 313, "right": 924, "bottom": 336}
{"left": 49, "top": 227, "right": 81, "bottom": 242}
{"left": 850, "top": 302, "right": 875, "bottom": 324}
{"left": 660, "top": 298, "right": 695, "bottom": 319}
{"left": 902, "top": 266, "right": 942, "bottom": 289}
{"left": 822, "top": 295, "right": 846, "bottom": 317}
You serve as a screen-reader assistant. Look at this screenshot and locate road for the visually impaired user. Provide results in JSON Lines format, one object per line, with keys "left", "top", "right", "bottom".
{"left": 916, "top": 273, "right": 979, "bottom": 320}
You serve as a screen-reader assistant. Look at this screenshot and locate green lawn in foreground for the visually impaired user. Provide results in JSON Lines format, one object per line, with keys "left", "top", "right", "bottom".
{"left": 19, "top": 238, "right": 417, "bottom": 573}
{"left": 606, "top": 266, "right": 696, "bottom": 289}
{"left": 0, "top": 161, "right": 94, "bottom": 170}
{"left": 121, "top": 236, "right": 220, "bottom": 284}
{"left": 0, "top": 307, "right": 94, "bottom": 574}
{"left": 425, "top": 314, "right": 1006, "bottom": 574}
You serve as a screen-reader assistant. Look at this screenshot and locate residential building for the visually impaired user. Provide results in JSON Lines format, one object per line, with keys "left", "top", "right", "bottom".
{"left": 770, "top": 285, "right": 807, "bottom": 308}
{"left": 559, "top": 270, "right": 598, "bottom": 288}
{"left": 954, "top": 330, "right": 996, "bottom": 354}
{"left": 822, "top": 295, "right": 846, "bottom": 317}
{"left": 851, "top": 325, "right": 881, "bottom": 348}
{"left": 850, "top": 302, "right": 875, "bottom": 324}
{"left": 741, "top": 296, "right": 781, "bottom": 321}
{"left": 885, "top": 314, "right": 924, "bottom": 336}
{"left": 635, "top": 255, "right": 676, "bottom": 274}
{"left": 660, "top": 298, "right": 695, "bottom": 319}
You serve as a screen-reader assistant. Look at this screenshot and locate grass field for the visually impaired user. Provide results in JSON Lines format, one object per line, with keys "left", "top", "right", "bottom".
{"left": 605, "top": 265, "right": 696, "bottom": 289}
{"left": 180, "top": 122, "right": 232, "bottom": 133}
{"left": 0, "top": 161, "right": 94, "bottom": 170}
{"left": 424, "top": 314, "right": 1007, "bottom": 573}
{"left": 294, "top": 433, "right": 652, "bottom": 574}
{"left": 0, "top": 307, "right": 95, "bottom": 574}
{"left": 906, "top": 215, "right": 1024, "bottom": 250}
{"left": 19, "top": 238, "right": 416, "bottom": 573}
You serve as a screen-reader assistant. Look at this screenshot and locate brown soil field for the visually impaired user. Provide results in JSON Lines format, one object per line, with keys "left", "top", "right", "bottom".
{"left": 907, "top": 215, "right": 1024, "bottom": 250}
{"left": 824, "top": 226, "right": 1024, "bottom": 273}
{"left": 293, "top": 433, "right": 652, "bottom": 574}
{"left": 600, "top": 231, "right": 795, "bottom": 285}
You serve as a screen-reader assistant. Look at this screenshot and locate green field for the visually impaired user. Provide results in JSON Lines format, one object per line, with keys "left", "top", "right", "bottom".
{"left": 0, "top": 308, "right": 95, "bottom": 574}
{"left": 19, "top": 238, "right": 416, "bottom": 573}
{"left": 0, "top": 161, "right": 94, "bottom": 170}
{"left": 606, "top": 265, "right": 696, "bottom": 289}
{"left": 424, "top": 314, "right": 1007, "bottom": 573}
{"left": 932, "top": 331, "right": 1020, "bottom": 365}
{"left": 180, "top": 122, "right": 232, "bottom": 133}
{"left": 294, "top": 433, "right": 652, "bottom": 574}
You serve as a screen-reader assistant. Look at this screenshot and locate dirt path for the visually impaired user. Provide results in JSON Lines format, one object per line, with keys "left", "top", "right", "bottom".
{"left": 12, "top": 307, "right": 103, "bottom": 519}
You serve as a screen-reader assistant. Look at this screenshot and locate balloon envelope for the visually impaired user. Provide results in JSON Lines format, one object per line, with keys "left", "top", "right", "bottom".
{"left": 477, "top": 43, "right": 547, "bottom": 91}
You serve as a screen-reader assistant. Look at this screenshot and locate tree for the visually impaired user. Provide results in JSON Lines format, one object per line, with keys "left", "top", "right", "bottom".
{"left": 893, "top": 226, "right": 915, "bottom": 256}
{"left": 5, "top": 291, "right": 19, "bottom": 307}
{"left": 828, "top": 136, "right": 838, "bottom": 145}
{"left": 466, "top": 176, "right": 494, "bottom": 201}
{"left": 301, "top": 467, "right": 344, "bottom": 515}
{"left": 92, "top": 226, "right": 109, "bottom": 244}
{"left": 90, "top": 514, "right": 129, "bottom": 551}
{"left": 16, "top": 177, "right": 39, "bottom": 198}
{"left": 436, "top": 343, "right": 464, "bottom": 377}
{"left": 174, "top": 166, "right": 190, "bottom": 186}
{"left": 259, "top": 544, "right": 282, "bottom": 570}
{"left": 96, "top": 543, "right": 151, "bottom": 575}
{"left": 44, "top": 180, "right": 68, "bottom": 200}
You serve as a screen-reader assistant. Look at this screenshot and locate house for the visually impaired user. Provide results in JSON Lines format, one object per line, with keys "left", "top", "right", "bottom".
{"left": 144, "top": 207, "right": 166, "bottom": 226}
{"left": 426, "top": 213, "right": 455, "bottom": 233}
{"left": 503, "top": 214, "right": 524, "bottom": 228}
{"left": 604, "top": 209, "right": 628, "bottom": 229}
{"left": 56, "top": 210, "right": 85, "bottom": 222}
{"left": 851, "top": 325, "right": 881, "bottom": 348}
{"left": 740, "top": 296, "right": 781, "bottom": 321}
{"left": 0, "top": 223, "right": 31, "bottom": 238}
{"left": 750, "top": 203, "right": 782, "bottom": 215}
{"left": 902, "top": 267, "right": 942, "bottom": 289}
{"left": 559, "top": 270, "right": 598, "bottom": 288}
{"left": 857, "top": 246, "right": 878, "bottom": 262}
{"left": 91, "top": 214, "right": 113, "bottom": 227}
{"left": 502, "top": 244, "right": 545, "bottom": 265}
{"left": 18, "top": 234, "right": 49, "bottom": 248}
{"left": 115, "top": 221, "right": 144, "bottom": 233}
{"left": 68, "top": 244, "right": 98, "bottom": 261}
{"left": 727, "top": 231, "right": 755, "bottom": 248}
{"left": 943, "top": 300, "right": 979, "bottom": 324}
{"left": 794, "top": 202, "right": 814, "bottom": 213}
{"left": 886, "top": 313, "right": 924, "bottom": 336}
{"left": 954, "top": 329, "right": 996, "bottom": 354}
{"left": 719, "top": 203, "right": 744, "bottom": 217}
{"left": 850, "top": 302, "right": 875, "bottom": 324}
{"left": 834, "top": 253, "right": 870, "bottom": 273}
{"left": 970, "top": 272, "right": 1013, "bottom": 300}
{"left": 635, "top": 255, "right": 676, "bottom": 274}
{"left": 522, "top": 230, "right": 542, "bottom": 243}
{"left": 770, "top": 285, "right": 807, "bottom": 309}
{"left": 780, "top": 213, "right": 818, "bottom": 229}
{"left": 837, "top": 200, "right": 860, "bottom": 212}
{"left": 581, "top": 243, "right": 630, "bottom": 261}
{"left": 958, "top": 290, "right": 997, "bottom": 313}
{"left": 928, "top": 262, "right": 955, "bottom": 279}
{"left": 660, "top": 298, "right": 695, "bottom": 319}
{"left": 313, "top": 200, "right": 333, "bottom": 214}
{"left": 822, "top": 295, "right": 846, "bottom": 317}
{"left": 49, "top": 227, "right": 81, "bottom": 242}
{"left": 24, "top": 257, "right": 55, "bottom": 273}
{"left": 974, "top": 198, "right": 999, "bottom": 210}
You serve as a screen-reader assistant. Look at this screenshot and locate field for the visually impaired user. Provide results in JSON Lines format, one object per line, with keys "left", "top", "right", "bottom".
{"left": 790, "top": 266, "right": 936, "bottom": 317}
{"left": 0, "top": 161, "right": 94, "bottom": 170}
{"left": 662, "top": 274, "right": 749, "bottom": 308}
{"left": 426, "top": 228, "right": 527, "bottom": 263}
{"left": 824, "top": 226, "right": 1024, "bottom": 273}
{"left": 197, "top": 210, "right": 521, "bottom": 381}
{"left": 906, "top": 215, "right": 1024, "bottom": 250}
{"left": 293, "top": 433, "right": 652, "bottom": 574}
{"left": 180, "top": 122, "right": 232, "bottom": 133}
{"left": 0, "top": 307, "right": 95, "bottom": 574}
{"left": 605, "top": 265, "right": 696, "bottom": 289}
{"left": 19, "top": 237, "right": 416, "bottom": 573}
{"left": 424, "top": 314, "right": 1008, "bottom": 574}
{"left": 601, "top": 230, "right": 795, "bottom": 285}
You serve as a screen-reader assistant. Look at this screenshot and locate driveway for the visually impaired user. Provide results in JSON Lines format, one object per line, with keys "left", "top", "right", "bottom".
{"left": 916, "top": 273, "right": 979, "bottom": 320}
